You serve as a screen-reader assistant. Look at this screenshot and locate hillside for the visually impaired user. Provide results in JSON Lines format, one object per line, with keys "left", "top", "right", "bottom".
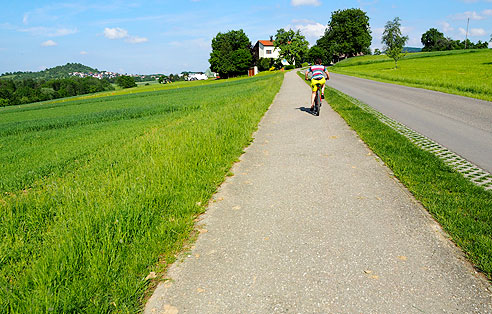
{"left": 1, "top": 63, "right": 99, "bottom": 80}
{"left": 403, "top": 47, "right": 422, "bottom": 53}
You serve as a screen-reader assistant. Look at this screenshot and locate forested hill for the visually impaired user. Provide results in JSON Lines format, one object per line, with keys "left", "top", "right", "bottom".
{"left": 1, "top": 63, "right": 99, "bottom": 80}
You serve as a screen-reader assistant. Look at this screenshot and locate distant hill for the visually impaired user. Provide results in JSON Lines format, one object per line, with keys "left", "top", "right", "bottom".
{"left": 403, "top": 47, "right": 422, "bottom": 53}
{"left": 1, "top": 63, "right": 100, "bottom": 80}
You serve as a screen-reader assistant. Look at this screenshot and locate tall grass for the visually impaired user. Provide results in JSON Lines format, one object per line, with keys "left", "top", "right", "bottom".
{"left": 330, "top": 49, "right": 492, "bottom": 101}
{"left": 0, "top": 73, "right": 284, "bottom": 313}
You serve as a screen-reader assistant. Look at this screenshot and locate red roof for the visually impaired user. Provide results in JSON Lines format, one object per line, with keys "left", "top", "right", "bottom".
{"left": 258, "top": 40, "right": 274, "bottom": 46}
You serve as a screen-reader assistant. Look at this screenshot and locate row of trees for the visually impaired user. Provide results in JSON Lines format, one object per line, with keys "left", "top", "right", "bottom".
{"left": 421, "top": 28, "right": 489, "bottom": 52}
{"left": 0, "top": 77, "right": 114, "bottom": 107}
{"left": 210, "top": 8, "right": 490, "bottom": 76}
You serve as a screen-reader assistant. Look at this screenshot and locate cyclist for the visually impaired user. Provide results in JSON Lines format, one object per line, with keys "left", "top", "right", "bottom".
{"left": 305, "top": 58, "right": 330, "bottom": 111}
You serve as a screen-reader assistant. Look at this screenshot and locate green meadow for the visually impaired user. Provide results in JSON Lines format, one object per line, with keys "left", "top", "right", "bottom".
{"left": 330, "top": 49, "right": 492, "bottom": 101}
{"left": 0, "top": 73, "right": 283, "bottom": 313}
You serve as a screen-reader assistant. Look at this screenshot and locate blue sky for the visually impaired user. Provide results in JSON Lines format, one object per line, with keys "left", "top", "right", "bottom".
{"left": 1, "top": 0, "right": 491, "bottom": 74}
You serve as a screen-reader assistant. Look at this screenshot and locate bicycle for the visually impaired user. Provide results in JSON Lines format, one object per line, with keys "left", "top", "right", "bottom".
{"left": 312, "top": 82, "right": 322, "bottom": 116}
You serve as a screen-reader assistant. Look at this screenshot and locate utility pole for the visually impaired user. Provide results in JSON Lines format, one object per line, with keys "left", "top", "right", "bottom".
{"left": 465, "top": 17, "right": 469, "bottom": 49}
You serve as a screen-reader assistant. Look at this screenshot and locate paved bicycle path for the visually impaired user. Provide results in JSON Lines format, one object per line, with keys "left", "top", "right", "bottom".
{"left": 145, "top": 71, "right": 491, "bottom": 313}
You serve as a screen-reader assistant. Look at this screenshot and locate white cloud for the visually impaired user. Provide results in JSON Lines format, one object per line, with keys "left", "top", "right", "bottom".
{"left": 103, "top": 27, "right": 148, "bottom": 44}
{"left": 293, "top": 22, "right": 326, "bottom": 38}
{"left": 125, "top": 36, "right": 148, "bottom": 44}
{"left": 291, "top": 0, "right": 321, "bottom": 6}
{"left": 483, "top": 9, "right": 492, "bottom": 16}
{"left": 292, "top": 19, "right": 316, "bottom": 24}
{"left": 407, "top": 36, "right": 421, "bottom": 46}
{"left": 450, "top": 11, "right": 484, "bottom": 20}
{"left": 285, "top": 20, "right": 326, "bottom": 45}
{"left": 80, "top": 51, "right": 88, "bottom": 55}
{"left": 400, "top": 26, "right": 414, "bottom": 34}
{"left": 440, "top": 22, "right": 454, "bottom": 32}
{"left": 41, "top": 40, "right": 57, "bottom": 46}
{"left": 372, "top": 27, "right": 385, "bottom": 36}
{"left": 18, "top": 26, "right": 77, "bottom": 37}
{"left": 459, "top": 27, "right": 487, "bottom": 36}
{"left": 469, "top": 28, "right": 487, "bottom": 36}
{"left": 104, "top": 27, "right": 128, "bottom": 39}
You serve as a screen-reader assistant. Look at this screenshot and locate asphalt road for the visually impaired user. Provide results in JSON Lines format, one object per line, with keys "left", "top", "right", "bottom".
{"left": 145, "top": 71, "right": 491, "bottom": 313}
{"left": 326, "top": 72, "right": 492, "bottom": 173}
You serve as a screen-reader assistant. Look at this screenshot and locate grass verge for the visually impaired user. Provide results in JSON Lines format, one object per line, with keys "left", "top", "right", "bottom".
{"left": 0, "top": 73, "right": 284, "bottom": 312}
{"left": 298, "top": 71, "right": 492, "bottom": 279}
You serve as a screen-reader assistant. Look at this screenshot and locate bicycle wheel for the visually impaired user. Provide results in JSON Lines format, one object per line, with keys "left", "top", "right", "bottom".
{"left": 315, "top": 88, "right": 321, "bottom": 116}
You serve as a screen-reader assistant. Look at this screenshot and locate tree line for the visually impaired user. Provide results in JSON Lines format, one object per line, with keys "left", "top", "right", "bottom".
{"left": 0, "top": 77, "right": 114, "bottom": 107}
{"left": 421, "top": 28, "right": 489, "bottom": 52}
{"left": 209, "top": 8, "right": 490, "bottom": 77}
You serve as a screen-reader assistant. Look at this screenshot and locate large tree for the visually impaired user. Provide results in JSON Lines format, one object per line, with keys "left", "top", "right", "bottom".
{"left": 307, "top": 45, "right": 328, "bottom": 64}
{"left": 317, "top": 8, "right": 372, "bottom": 62}
{"left": 421, "top": 28, "right": 451, "bottom": 51}
{"left": 382, "top": 17, "right": 408, "bottom": 68}
{"left": 209, "top": 29, "right": 253, "bottom": 78}
{"left": 274, "top": 28, "right": 309, "bottom": 66}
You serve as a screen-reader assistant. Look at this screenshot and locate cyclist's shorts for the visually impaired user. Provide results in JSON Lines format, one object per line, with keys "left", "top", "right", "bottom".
{"left": 310, "top": 77, "right": 326, "bottom": 91}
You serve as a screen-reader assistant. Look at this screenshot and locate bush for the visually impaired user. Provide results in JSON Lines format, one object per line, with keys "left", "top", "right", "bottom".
{"left": 257, "top": 58, "right": 272, "bottom": 71}
{"left": 273, "top": 58, "right": 284, "bottom": 70}
{"left": 284, "top": 65, "right": 295, "bottom": 70}
{"left": 116, "top": 75, "right": 137, "bottom": 89}
{"left": 301, "top": 62, "right": 309, "bottom": 67}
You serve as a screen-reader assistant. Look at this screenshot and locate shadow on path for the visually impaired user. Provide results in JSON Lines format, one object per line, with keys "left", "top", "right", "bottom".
{"left": 296, "top": 106, "right": 316, "bottom": 115}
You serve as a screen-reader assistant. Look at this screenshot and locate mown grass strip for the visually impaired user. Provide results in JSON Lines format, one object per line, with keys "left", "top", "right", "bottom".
{"left": 319, "top": 81, "right": 492, "bottom": 279}
{"left": 0, "top": 73, "right": 284, "bottom": 313}
{"left": 330, "top": 49, "right": 492, "bottom": 101}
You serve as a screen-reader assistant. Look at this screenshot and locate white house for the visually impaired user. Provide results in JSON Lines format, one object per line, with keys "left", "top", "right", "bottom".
{"left": 187, "top": 72, "right": 208, "bottom": 81}
{"left": 253, "top": 40, "right": 289, "bottom": 65}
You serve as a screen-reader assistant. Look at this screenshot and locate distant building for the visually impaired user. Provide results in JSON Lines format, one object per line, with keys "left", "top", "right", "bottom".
{"left": 204, "top": 68, "right": 217, "bottom": 78}
{"left": 187, "top": 72, "right": 208, "bottom": 81}
{"left": 253, "top": 40, "right": 289, "bottom": 65}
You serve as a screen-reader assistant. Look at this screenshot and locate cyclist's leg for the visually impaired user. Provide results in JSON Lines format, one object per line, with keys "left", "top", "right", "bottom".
{"left": 310, "top": 79, "right": 317, "bottom": 109}
{"left": 319, "top": 77, "right": 326, "bottom": 98}
{"left": 310, "top": 90, "right": 316, "bottom": 110}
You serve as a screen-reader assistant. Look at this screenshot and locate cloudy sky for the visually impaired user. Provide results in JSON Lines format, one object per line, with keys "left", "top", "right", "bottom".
{"left": 1, "top": 0, "right": 491, "bottom": 74}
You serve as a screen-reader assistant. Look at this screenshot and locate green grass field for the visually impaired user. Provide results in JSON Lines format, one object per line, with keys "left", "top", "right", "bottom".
{"left": 330, "top": 49, "right": 492, "bottom": 101}
{"left": 0, "top": 73, "right": 284, "bottom": 313}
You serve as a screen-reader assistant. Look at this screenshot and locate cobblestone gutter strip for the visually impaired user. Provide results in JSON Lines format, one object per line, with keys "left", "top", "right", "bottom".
{"left": 332, "top": 89, "right": 492, "bottom": 191}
